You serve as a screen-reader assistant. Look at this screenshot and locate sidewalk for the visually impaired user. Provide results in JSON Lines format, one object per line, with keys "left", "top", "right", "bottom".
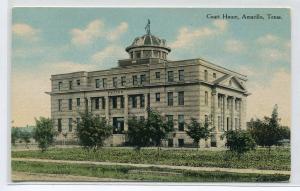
{"left": 12, "top": 158, "right": 290, "bottom": 175}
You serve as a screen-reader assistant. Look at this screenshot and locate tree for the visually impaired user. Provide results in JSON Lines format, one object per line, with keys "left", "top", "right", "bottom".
{"left": 186, "top": 118, "right": 213, "bottom": 149}
{"left": 11, "top": 128, "right": 21, "bottom": 145}
{"left": 33, "top": 117, "right": 56, "bottom": 152}
{"left": 127, "top": 117, "right": 149, "bottom": 150}
{"left": 225, "top": 130, "right": 256, "bottom": 158}
{"left": 76, "top": 111, "right": 112, "bottom": 151}
{"left": 248, "top": 105, "right": 288, "bottom": 151}
{"left": 20, "top": 130, "right": 32, "bottom": 148}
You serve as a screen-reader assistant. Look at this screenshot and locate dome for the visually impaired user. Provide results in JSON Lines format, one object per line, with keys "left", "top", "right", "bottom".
{"left": 125, "top": 34, "right": 171, "bottom": 52}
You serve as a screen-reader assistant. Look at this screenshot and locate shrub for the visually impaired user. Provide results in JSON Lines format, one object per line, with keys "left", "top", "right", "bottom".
{"left": 33, "top": 117, "right": 56, "bottom": 152}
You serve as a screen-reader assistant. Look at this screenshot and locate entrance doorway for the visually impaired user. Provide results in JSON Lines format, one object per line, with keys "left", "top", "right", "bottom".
{"left": 113, "top": 117, "right": 124, "bottom": 134}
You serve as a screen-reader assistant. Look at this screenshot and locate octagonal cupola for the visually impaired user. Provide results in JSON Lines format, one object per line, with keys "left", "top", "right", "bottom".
{"left": 125, "top": 20, "right": 171, "bottom": 60}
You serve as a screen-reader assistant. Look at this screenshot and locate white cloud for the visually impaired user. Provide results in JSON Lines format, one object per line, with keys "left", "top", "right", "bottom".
{"left": 247, "top": 70, "right": 290, "bottom": 126}
{"left": 256, "top": 34, "right": 279, "bottom": 45}
{"left": 224, "top": 39, "right": 246, "bottom": 53}
{"left": 260, "top": 48, "right": 290, "bottom": 63}
{"left": 107, "top": 22, "right": 128, "bottom": 41}
{"left": 70, "top": 20, "right": 104, "bottom": 45}
{"left": 70, "top": 20, "right": 128, "bottom": 45}
{"left": 169, "top": 20, "right": 228, "bottom": 49}
{"left": 91, "top": 45, "right": 126, "bottom": 66}
{"left": 12, "top": 23, "right": 40, "bottom": 41}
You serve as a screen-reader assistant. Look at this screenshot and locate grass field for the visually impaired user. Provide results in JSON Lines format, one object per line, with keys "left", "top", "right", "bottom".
{"left": 12, "top": 161, "right": 290, "bottom": 182}
{"left": 12, "top": 147, "right": 290, "bottom": 171}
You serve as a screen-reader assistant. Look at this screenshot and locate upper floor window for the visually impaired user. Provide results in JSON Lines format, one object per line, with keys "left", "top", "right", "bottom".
{"left": 178, "top": 91, "right": 184, "bottom": 105}
{"left": 132, "top": 75, "right": 138, "bottom": 86}
{"left": 213, "top": 73, "right": 216, "bottom": 79}
{"left": 112, "top": 97, "right": 117, "bottom": 109}
{"left": 140, "top": 95, "right": 145, "bottom": 108}
{"left": 102, "top": 98, "right": 105, "bottom": 109}
{"left": 205, "top": 91, "right": 208, "bottom": 105}
{"left": 153, "top": 51, "right": 159, "bottom": 58}
{"left": 204, "top": 70, "right": 208, "bottom": 81}
{"left": 179, "top": 70, "right": 184, "bottom": 81}
{"left": 120, "top": 96, "right": 124, "bottom": 108}
{"left": 155, "top": 93, "right": 160, "bottom": 102}
{"left": 167, "top": 92, "right": 173, "bottom": 106}
{"left": 155, "top": 72, "right": 160, "bottom": 79}
{"left": 77, "top": 98, "right": 80, "bottom": 106}
{"left": 121, "top": 76, "right": 126, "bottom": 86}
{"left": 95, "top": 98, "right": 99, "bottom": 110}
{"left": 132, "top": 96, "right": 137, "bottom": 108}
{"left": 167, "top": 71, "right": 174, "bottom": 82}
{"left": 166, "top": 115, "right": 174, "bottom": 128}
{"left": 102, "top": 78, "right": 107, "bottom": 88}
{"left": 69, "top": 81, "right": 73, "bottom": 90}
{"left": 58, "top": 82, "right": 62, "bottom": 91}
{"left": 140, "top": 74, "right": 146, "bottom": 85}
{"left": 68, "top": 99, "right": 72, "bottom": 110}
{"left": 95, "top": 79, "right": 100, "bottom": 88}
{"left": 113, "top": 77, "right": 118, "bottom": 88}
{"left": 178, "top": 115, "right": 184, "bottom": 131}
{"left": 58, "top": 99, "right": 62, "bottom": 111}
{"left": 144, "top": 50, "right": 151, "bottom": 58}
{"left": 135, "top": 51, "right": 141, "bottom": 59}
{"left": 76, "top": 79, "right": 80, "bottom": 86}
{"left": 68, "top": 118, "right": 73, "bottom": 132}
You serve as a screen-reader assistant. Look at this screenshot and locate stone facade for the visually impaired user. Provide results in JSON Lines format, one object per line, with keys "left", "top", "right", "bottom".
{"left": 48, "top": 30, "right": 249, "bottom": 148}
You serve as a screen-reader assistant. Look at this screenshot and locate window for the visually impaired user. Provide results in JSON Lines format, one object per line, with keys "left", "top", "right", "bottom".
{"left": 140, "top": 74, "right": 146, "bottom": 85}
{"left": 58, "top": 82, "right": 62, "bottom": 91}
{"left": 178, "top": 139, "right": 184, "bottom": 147}
{"left": 121, "top": 76, "right": 126, "bottom": 86}
{"left": 113, "top": 77, "right": 118, "bottom": 88}
{"left": 135, "top": 51, "right": 141, "bottom": 59}
{"left": 167, "top": 71, "right": 174, "bottom": 82}
{"left": 218, "top": 116, "right": 221, "bottom": 131}
{"left": 205, "top": 91, "right": 208, "bottom": 105}
{"left": 95, "top": 79, "right": 100, "bottom": 88}
{"left": 132, "top": 96, "right": 137, "bottom": 108}
{"left": 140, "top": 95, "right": 145, "bottom": 108}
{"left": 76, "top": 118, "right": 80, "bottom": 128}
{"left": 179, "top": 70, "right": 184, "bottom": 81}
{"left": 58, "top": 119, "right": 62, "bottom": 132}
{"left": 155, "top": 72, "right": 160, "bottom": 79}
{"left": 144, "top": 50, "right": 151, "bottom": 58}
{"left": 102, "top": 78, "right": 107, "bottom": 88}
{"left": 166, "top": 115, "right": 173, "bottom": 128}
{"left": 213, "top": 73, "right": 216, "bottom": 79}
{"left": 68, "top": 118, "right": 73, "bottom": 132}
{"left": 120, "top": 96, "right": 124, "bottom": 108}
{"left": 77, "top": 98, "right": 80, "bottom": 106}
{"left": 204, "top": 70, "right": 208, "bottom": 81}
{"left": 132, "top": 75, "right": 138, "bottom": 85}
{"left": 102, "top": 98, "right": 105, "bottom": 109}
{"left": 167, "top": 92, "right": 173, "bottom": 106}
{"left": 155, "top": 93, "right": 160, "bottom": 102}
{"left": 76, "top": 79, "right": 80, "bottom": 86}
{"left": 69, "top": 81, "right": 73, "bottom": 90}
{"left": 58, "top": 99, "right": 62, "bottom": 111}
{"left": 112, "top": 97, "right": 117, "bottom": 109}
{"left": 178, "top": 91, "right": 184, "bottom": 105}
{"left": 68, "top": 99, "right": 72, "bottom": 110}
{"left": 153, "top": 51, "right": 159, "bottom": 58}
{"left": 178, "top": 115, "right": 184, "bottom": 131}
{"left": 95, "top": 98, "right": 99, "bottom": 110}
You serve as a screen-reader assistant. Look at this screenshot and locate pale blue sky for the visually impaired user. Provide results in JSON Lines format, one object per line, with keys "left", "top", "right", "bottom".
{"left": 11, "top": 8, "right": 291, "bottom": 126}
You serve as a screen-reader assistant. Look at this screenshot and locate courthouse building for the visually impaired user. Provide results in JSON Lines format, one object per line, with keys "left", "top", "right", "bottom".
{"left": 48, "top": 25, "right": 250, "bottom": 148}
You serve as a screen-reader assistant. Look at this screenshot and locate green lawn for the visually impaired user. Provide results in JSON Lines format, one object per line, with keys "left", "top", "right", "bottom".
{"left": 12, "top": 161, "right": 290, "bottom": 182}
{"left": 12, "top": 147, "right": 290, "bottom": 171}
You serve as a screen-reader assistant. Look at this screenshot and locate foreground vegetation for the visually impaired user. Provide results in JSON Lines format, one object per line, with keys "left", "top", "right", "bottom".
{"left": 12, "top": 161, "right": 289, "bottom": 182}
{"left": 12, "top": 147, "right": 290, "bottom": 171}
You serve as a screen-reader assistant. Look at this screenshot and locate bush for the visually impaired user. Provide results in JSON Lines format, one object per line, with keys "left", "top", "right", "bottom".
{"left": 33, "top": 117, "right": 56, "bottom": 152}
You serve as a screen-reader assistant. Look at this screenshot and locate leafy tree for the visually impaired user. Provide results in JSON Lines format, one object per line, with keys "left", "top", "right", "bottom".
{"left": 186, "top": 118, "right": 213, "bottom": 149}
{"left": 11, "top": 128, "right": 21, "bottom": 145}
{"left": 20, "top": 130, "right": 32, "bottom": 148}
{"left": 225, "top": 130, "right": 256, "bottom": 158}
{"left": 248, "top": 105, "right": 289, "bottom": 151}
{"left": 33, "top": 117, "right": 56, "bottom": 152}
{"left": 127, "top": 117, "right": 149, "bottom": 150}
{"left": 76, "top": 111, "right": 112, "bottom": 151}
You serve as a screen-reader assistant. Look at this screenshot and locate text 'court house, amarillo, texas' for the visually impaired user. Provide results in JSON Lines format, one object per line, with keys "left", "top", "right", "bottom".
{"left": 47, "top": 22, "right": 250, "bottom": 148}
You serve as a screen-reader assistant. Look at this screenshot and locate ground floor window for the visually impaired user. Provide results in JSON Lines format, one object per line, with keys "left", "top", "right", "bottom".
{"left": 168, "top": 139, "right": 173, "bottom": 147}
{"left": 58, "top": 118, "right": 62, "bottom": 132}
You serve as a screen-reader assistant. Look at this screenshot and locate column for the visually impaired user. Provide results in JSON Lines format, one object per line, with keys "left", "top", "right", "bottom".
{"left": 232, "top": 97, "right": 235, "bottom": 130}
{"left": 211, "top": 89, "right": 218, "bottom": 131}
{"left": 105, "top": 95, "right": 109, "bottom": 121}
{"left": 124, "top": 95, "right": 129, "bottom": 131}
{"left": 222, "top": 95, "right": 227, "bottom": 131}
{"left": 144, "top": 93, "right": 148, "bottom": 119}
